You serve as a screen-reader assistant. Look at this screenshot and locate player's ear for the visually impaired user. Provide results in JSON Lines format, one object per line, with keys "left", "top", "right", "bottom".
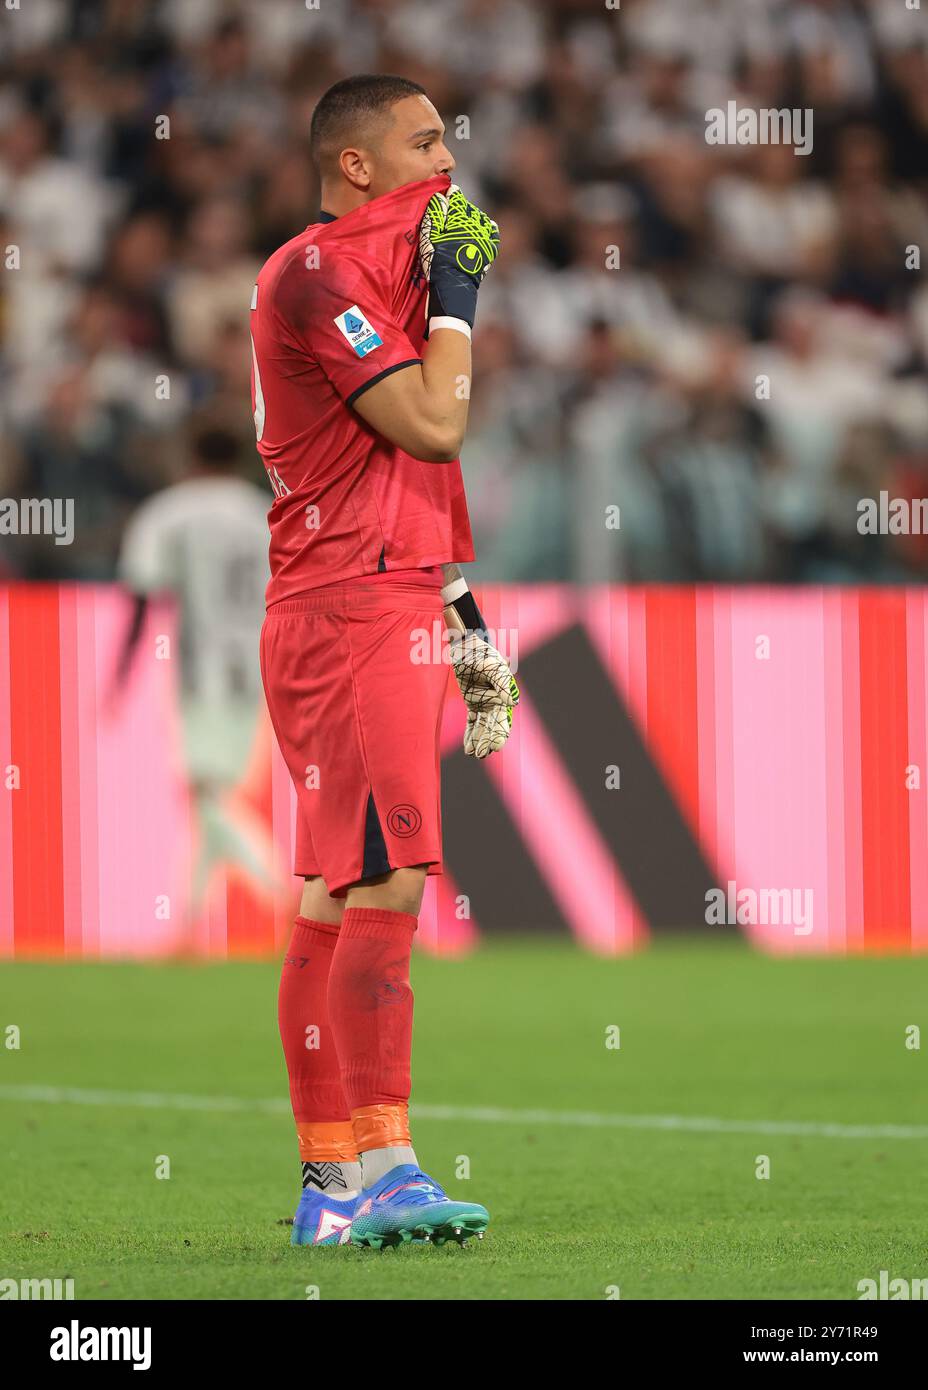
{"left": 339, "top": 147, "right": 372, "bottom": 192}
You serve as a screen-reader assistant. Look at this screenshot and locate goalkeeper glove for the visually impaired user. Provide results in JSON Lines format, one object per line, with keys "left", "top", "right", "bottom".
{"left": 419, "top": 184, "right": 500, "bottom": 330}
{"left": 464, "top": 672, "right": 521, "bottom": 758}
{"left": 449, "top": 630, "right": 520, "bottom": 759}
{"left": 443, "top": 578, "right": 520, "bottom": 757}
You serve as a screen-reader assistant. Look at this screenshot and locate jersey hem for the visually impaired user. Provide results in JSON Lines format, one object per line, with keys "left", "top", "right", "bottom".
{"left": 266, "top": 552, "right": 474, "bottom": 609}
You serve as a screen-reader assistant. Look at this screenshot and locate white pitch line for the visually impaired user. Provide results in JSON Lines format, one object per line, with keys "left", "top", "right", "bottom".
{"left": 0, "top": 1084, "right": 288, "bottom": 1114}
{"left": 0, "top": 1084, "right": 925, "bottom": 1141}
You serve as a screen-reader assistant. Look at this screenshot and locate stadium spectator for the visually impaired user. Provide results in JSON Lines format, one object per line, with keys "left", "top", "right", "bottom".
{"left": 1, "top": 0, "right": 926, "bottom": 585}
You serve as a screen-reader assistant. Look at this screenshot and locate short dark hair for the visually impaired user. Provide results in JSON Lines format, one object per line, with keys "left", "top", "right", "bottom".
{"left": 191, "top": 424, "right": 241, "bottom": 472}
{"left": 309, "top": 74, "right": 426, "bottom": 174}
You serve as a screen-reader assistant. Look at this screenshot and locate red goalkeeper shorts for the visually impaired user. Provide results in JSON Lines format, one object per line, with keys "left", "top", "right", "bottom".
{"left": 260, "top": 570, "right": 450, "bottom": 897}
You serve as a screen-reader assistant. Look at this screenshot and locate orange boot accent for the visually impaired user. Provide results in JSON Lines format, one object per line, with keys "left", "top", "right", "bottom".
{"left": 351, "top": 1103, "right": 412, "bottom": 1152}
{"left": 296, "top": 1119, "right": 358, "bottom": 1163}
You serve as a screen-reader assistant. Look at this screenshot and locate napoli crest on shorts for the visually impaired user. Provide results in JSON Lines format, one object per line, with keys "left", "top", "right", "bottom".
{"left": 388, "top": 804, "right": 422, "bottom": 837}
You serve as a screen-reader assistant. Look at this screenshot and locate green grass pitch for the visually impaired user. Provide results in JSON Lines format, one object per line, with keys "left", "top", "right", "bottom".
{"left": 0, "top": 937, "right": 925, "bottom": 1300}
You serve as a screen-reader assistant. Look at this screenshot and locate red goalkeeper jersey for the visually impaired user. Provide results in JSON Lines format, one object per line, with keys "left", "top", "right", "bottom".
{"left": 250, "top": 173, "right": 475, "bottom": 606}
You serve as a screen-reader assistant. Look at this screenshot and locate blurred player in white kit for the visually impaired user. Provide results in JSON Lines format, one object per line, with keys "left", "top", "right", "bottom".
{"left": 115, "top": 422, "right": 274, "bottom": 911}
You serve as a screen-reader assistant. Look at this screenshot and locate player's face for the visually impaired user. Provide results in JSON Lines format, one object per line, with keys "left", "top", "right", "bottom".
{"left": 368, "top": 94, "right": 455, "bottom": 197}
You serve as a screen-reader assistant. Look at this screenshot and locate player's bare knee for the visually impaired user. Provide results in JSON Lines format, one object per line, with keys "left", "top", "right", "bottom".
{"left": 346, "top": 865, "right": 427, "bottom": 917}
{"left": 299, "top": 875, "right": 344, "bottom": 928}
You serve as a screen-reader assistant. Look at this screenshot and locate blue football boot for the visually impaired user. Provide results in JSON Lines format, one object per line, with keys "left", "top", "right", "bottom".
{"left": 350, "top": 1164, "right": 489, "bottom": 1249}
{"left": 290, "top": 1186, "right": 358, "bottom": 1246}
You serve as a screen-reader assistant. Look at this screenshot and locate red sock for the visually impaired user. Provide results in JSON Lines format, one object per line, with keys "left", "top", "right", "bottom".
{"left": 326, "top": 907, "right": 418, "bottom": 1123}
{"left": 278, "top": 916, "right": 356, "bottom": 1162}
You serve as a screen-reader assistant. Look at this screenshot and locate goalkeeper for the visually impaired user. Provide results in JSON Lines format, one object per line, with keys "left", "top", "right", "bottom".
{"left": 254, "top": 75, "right": 515, "bottom": 1253}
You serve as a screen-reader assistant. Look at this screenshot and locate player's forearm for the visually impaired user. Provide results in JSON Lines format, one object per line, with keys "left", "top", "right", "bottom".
{"left": 352, "top": 331, "right": 471, "bottom": 463}
{"left": 442, "top": 562, "right": 466, "bottom": 635}
{"left": 441, "top": 563, "right": 489, "bottom": 639}
{"left": 441, "top": 561, "right": 465, "bottom": 588}
{"left": 418, "top": 325, "right": 471, "bottom": 462}
{"left": 105, "top": 591, "right": 148, "bottom": 713}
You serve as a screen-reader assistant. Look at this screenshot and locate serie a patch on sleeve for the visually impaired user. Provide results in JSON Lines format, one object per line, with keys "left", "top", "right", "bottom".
{"left": 333, "top": 304, "right": 383, "bottom": 358}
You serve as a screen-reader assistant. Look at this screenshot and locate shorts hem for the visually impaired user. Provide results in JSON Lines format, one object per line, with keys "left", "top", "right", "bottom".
{"left": 295, "top": 856, "right": 443, "bottom": 899}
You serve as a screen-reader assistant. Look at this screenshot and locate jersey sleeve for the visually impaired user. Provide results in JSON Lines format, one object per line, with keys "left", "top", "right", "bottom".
{"left": 274, "top": 249, "right": 422, "bottom": 407}
{"left": 118, "top": 504, "right": 172, "bottom": 595}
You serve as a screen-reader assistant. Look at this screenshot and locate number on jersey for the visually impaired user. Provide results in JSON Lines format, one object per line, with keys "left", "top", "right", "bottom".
{"left": 251, "top": 288, "right": 291, "bottom": 499}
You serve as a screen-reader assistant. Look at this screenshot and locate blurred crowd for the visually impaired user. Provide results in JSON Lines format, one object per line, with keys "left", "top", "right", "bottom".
{"left": 2, "top": 0, "right": 928, "bottom": 584}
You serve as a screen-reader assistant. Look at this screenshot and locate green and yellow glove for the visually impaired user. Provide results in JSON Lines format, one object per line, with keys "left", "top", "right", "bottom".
{"left": 419, "top": 184, "right": 500, "bottom": 330}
